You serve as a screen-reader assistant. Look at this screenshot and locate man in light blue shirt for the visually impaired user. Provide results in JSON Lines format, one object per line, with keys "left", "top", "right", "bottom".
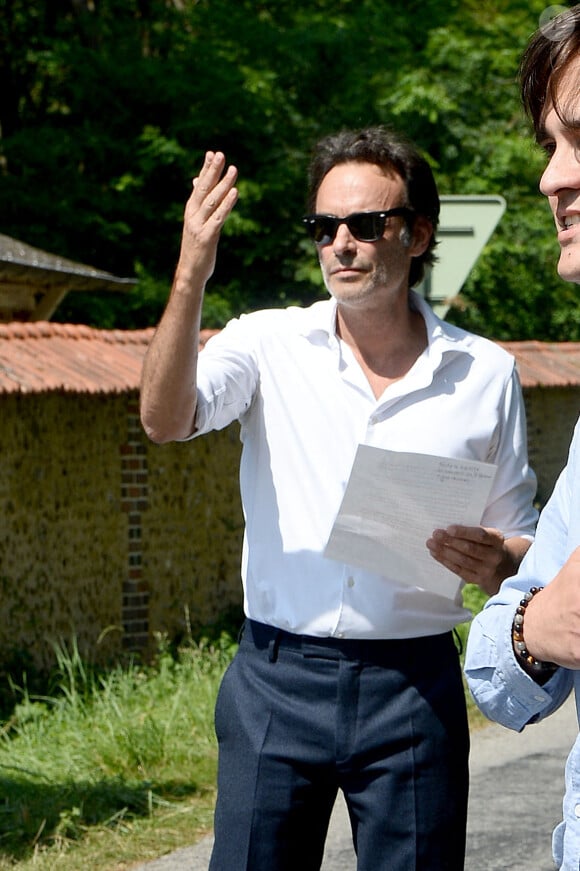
{"left": 465, "top": 7, "right": 580, "bottom": 870}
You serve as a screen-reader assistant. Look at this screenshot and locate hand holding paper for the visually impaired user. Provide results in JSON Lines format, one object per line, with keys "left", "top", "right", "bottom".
{"left": 324, "top": 445, "right": 497, "bottom": 600}
{"left": 426, "top": 524, "right": 507, "bottom": 595}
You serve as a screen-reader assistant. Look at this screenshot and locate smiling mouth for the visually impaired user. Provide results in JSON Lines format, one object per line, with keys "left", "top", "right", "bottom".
{"left": 561, "top": 215, "right": 580, "bottom": 230}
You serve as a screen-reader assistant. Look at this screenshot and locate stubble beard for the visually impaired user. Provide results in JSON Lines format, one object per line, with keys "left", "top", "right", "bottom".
{"left": 322, "top": 260, "right": 400, "bottom": 308}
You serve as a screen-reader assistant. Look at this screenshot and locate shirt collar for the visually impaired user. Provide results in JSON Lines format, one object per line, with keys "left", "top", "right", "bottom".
{"left": 298, "top": 298, "right": 339, "bottom": 336}
{"left": 300, "top": 293, "right": 475, "bottom": 358}
{"left": 409, "top": 290, "right": 477, "bottom": 365}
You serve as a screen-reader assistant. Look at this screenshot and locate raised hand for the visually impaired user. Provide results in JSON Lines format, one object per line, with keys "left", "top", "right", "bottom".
{"left": 140, "top": 150, "right": 238, "bottom": 444}
{"left": 176, "top": 151, "right": 239, "bottom": 288}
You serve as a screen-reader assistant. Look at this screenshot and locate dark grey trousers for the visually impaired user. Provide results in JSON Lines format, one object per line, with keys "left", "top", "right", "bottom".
{"left": 209, "top": 620, "right": 469, "bottom": 871}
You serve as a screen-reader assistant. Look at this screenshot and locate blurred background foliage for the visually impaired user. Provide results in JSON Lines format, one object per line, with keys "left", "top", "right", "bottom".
{"left": 0, "top": 0, "right": 575, "bottom": 337}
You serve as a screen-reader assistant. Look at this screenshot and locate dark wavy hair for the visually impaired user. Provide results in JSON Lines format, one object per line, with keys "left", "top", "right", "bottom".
{"left": 520, "top": 5, "right": 580, "bottom": 134}
{"left": 306, "top": 126, "right": 439, "bottom": 287}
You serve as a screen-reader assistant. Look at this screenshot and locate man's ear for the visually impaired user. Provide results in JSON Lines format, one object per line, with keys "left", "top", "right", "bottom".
{"left": 409, "top": 216, "right": 434, "bottom": 258}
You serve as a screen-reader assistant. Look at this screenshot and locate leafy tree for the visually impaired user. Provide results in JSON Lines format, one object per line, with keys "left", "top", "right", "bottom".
{"left": 0, "top": 0, "right": 576, "bottom": 338}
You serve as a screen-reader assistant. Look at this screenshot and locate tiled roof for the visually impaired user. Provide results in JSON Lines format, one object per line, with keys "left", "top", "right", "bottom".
{"left": 0, "top": 322, "right": 219, "bottom": 395}
{"left": 500, "top": 340, "right": 580, "bottom": 389}
{"left": 0, "top": 322, "right": 579, "bottom": 395}
{"left": 0, "top": 322, "right": 151, "bottom": 394}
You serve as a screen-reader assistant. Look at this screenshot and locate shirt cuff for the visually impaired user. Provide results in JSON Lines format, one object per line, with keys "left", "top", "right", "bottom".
{"left": 495, "top": 603, "right": 564, "bottom": 719}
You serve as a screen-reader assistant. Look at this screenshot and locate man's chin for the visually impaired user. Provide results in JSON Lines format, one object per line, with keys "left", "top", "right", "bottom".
{"left": 557, "top": 254, "right": 580, "bottom": 284}
{"left": 327, "top": 281, "right": 367, "bottom": 302}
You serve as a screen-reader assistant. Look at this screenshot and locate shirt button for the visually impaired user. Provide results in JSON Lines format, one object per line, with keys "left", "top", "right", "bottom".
{"left": 574, "top": 804, "right": 580, "bottom": 819}
{"left": 347, "top": 576, "right": 355, "bottom": 588}
{"left": 337, "top": 632, "right": 345, "bottom": 639}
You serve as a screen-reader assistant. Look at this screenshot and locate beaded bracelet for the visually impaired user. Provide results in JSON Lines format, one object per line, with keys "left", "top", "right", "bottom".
{"left": 512, "top": 587, "right": 558, "bottom": 683}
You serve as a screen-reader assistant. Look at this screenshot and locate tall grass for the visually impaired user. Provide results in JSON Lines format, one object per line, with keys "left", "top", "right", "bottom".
{"left": 0, "top": 631, "right": 236, "bottom": 869}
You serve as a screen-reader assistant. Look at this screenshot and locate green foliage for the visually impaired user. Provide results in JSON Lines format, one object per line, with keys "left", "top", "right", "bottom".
{"left": 0, "top": 631, "right": 236, "bottom": 866}
{"left": 0, "top": 0, "right": 577, "bottom": 334}
{"left": 456, "top": 583, "right": 490, "bottom": 656}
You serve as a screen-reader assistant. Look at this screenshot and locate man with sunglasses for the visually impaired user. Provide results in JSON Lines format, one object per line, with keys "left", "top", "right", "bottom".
{"left": 465, "top": 8, "right": 580, "bottom": 870}
{"left": 141, "top": 126, "right": 537, "bottom": 870}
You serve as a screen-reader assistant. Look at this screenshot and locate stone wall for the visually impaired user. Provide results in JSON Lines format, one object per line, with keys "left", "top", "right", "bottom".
{"left": 143, "top": 421, "right": 244, "bottom": 644}
{"left": 0, "top": 383, "right": 578, "bottom": 673}
{"left": 523, "top": 386, "right": 580, "bottom": 507}
{"left": 0, "top": 390, "right": 243, "bottom": 673}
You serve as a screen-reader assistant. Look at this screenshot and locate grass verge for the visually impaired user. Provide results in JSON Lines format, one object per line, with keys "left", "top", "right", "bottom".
{"left": 0, "top": 631, "right": 235, "bottom": 870}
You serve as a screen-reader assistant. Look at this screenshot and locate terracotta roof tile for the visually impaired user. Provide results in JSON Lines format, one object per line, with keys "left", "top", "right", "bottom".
{"left": 0, "top": 322, "right": 218, "bottom": 395}
{"left": 499, "top": 340, "right": 580, "bottom": 388}
{"left": 0, "top": 322, "right": 578, "bottom": 395}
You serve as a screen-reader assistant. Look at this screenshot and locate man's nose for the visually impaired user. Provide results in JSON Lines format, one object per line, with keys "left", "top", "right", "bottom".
{"left": 540, "top": 144, "right": 580, "bottom": 197}
{"left": 332, "top": 223, "right": 357, "bottom": 254}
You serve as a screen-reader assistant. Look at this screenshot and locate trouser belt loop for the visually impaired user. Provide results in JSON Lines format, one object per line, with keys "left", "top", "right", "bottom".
{"left": 268, "top": 631, "right": 282, "bottom": 663}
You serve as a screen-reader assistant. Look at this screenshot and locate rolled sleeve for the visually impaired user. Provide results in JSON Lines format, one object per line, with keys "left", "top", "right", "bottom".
{"left": 465, "top": 591, "right": 573, "bottom": 731}
{"left": 192, "top": 317, "right": 259, "bottom": 437}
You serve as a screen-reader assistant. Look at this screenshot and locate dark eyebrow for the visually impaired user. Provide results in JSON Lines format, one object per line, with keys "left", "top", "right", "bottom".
{"left": 535, "top": 117, "right": 580, "bottom": 146}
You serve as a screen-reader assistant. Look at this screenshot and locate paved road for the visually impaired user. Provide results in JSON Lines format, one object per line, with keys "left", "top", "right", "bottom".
{"left": 133, "top": 697, "right": 578, "bottom": 871}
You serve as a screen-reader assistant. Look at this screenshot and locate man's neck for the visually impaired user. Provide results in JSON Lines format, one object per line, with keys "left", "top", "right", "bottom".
{"left": 336, "top": 296, "right": 428, "bottom": 399}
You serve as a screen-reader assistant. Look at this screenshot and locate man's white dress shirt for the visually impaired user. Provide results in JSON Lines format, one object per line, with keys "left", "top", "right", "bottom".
{"left": 192, "top": 292, "right": 537, "bottom": 639}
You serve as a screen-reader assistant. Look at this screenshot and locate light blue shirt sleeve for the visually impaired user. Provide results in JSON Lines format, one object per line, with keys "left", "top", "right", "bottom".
{"left": 465, "top": 420, "right": 580, "bottom": 728}
{"left": 465, "top": 590, "right": 572, "bottom": 730}
{"left": 465, "top": 424, "right": 580, "bottom": 869}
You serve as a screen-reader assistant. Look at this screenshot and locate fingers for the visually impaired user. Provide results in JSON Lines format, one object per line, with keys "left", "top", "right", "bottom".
{"left": 175, "top": 151, "right": 238, "bottom": 287}
{"left": 427, "top": 526, "right": 503, "bottom": 561}
{"left": 426, "top": 525, "right": 505, "bottom": 592}
{"left": 444, "top": 525, "right": 504, "bottom": 546}
{"left": 190, "top": 151, "right": 238, "bottom": 225}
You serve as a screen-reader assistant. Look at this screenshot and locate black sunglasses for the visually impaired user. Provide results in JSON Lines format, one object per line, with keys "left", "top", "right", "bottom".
{"left": 302, "top": 208, "right": 415, "bottom": 245}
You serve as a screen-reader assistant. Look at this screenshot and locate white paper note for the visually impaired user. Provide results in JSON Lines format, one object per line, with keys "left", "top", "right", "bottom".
{"left": 324, "top": 445, "right": 498, "bottom": 600}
